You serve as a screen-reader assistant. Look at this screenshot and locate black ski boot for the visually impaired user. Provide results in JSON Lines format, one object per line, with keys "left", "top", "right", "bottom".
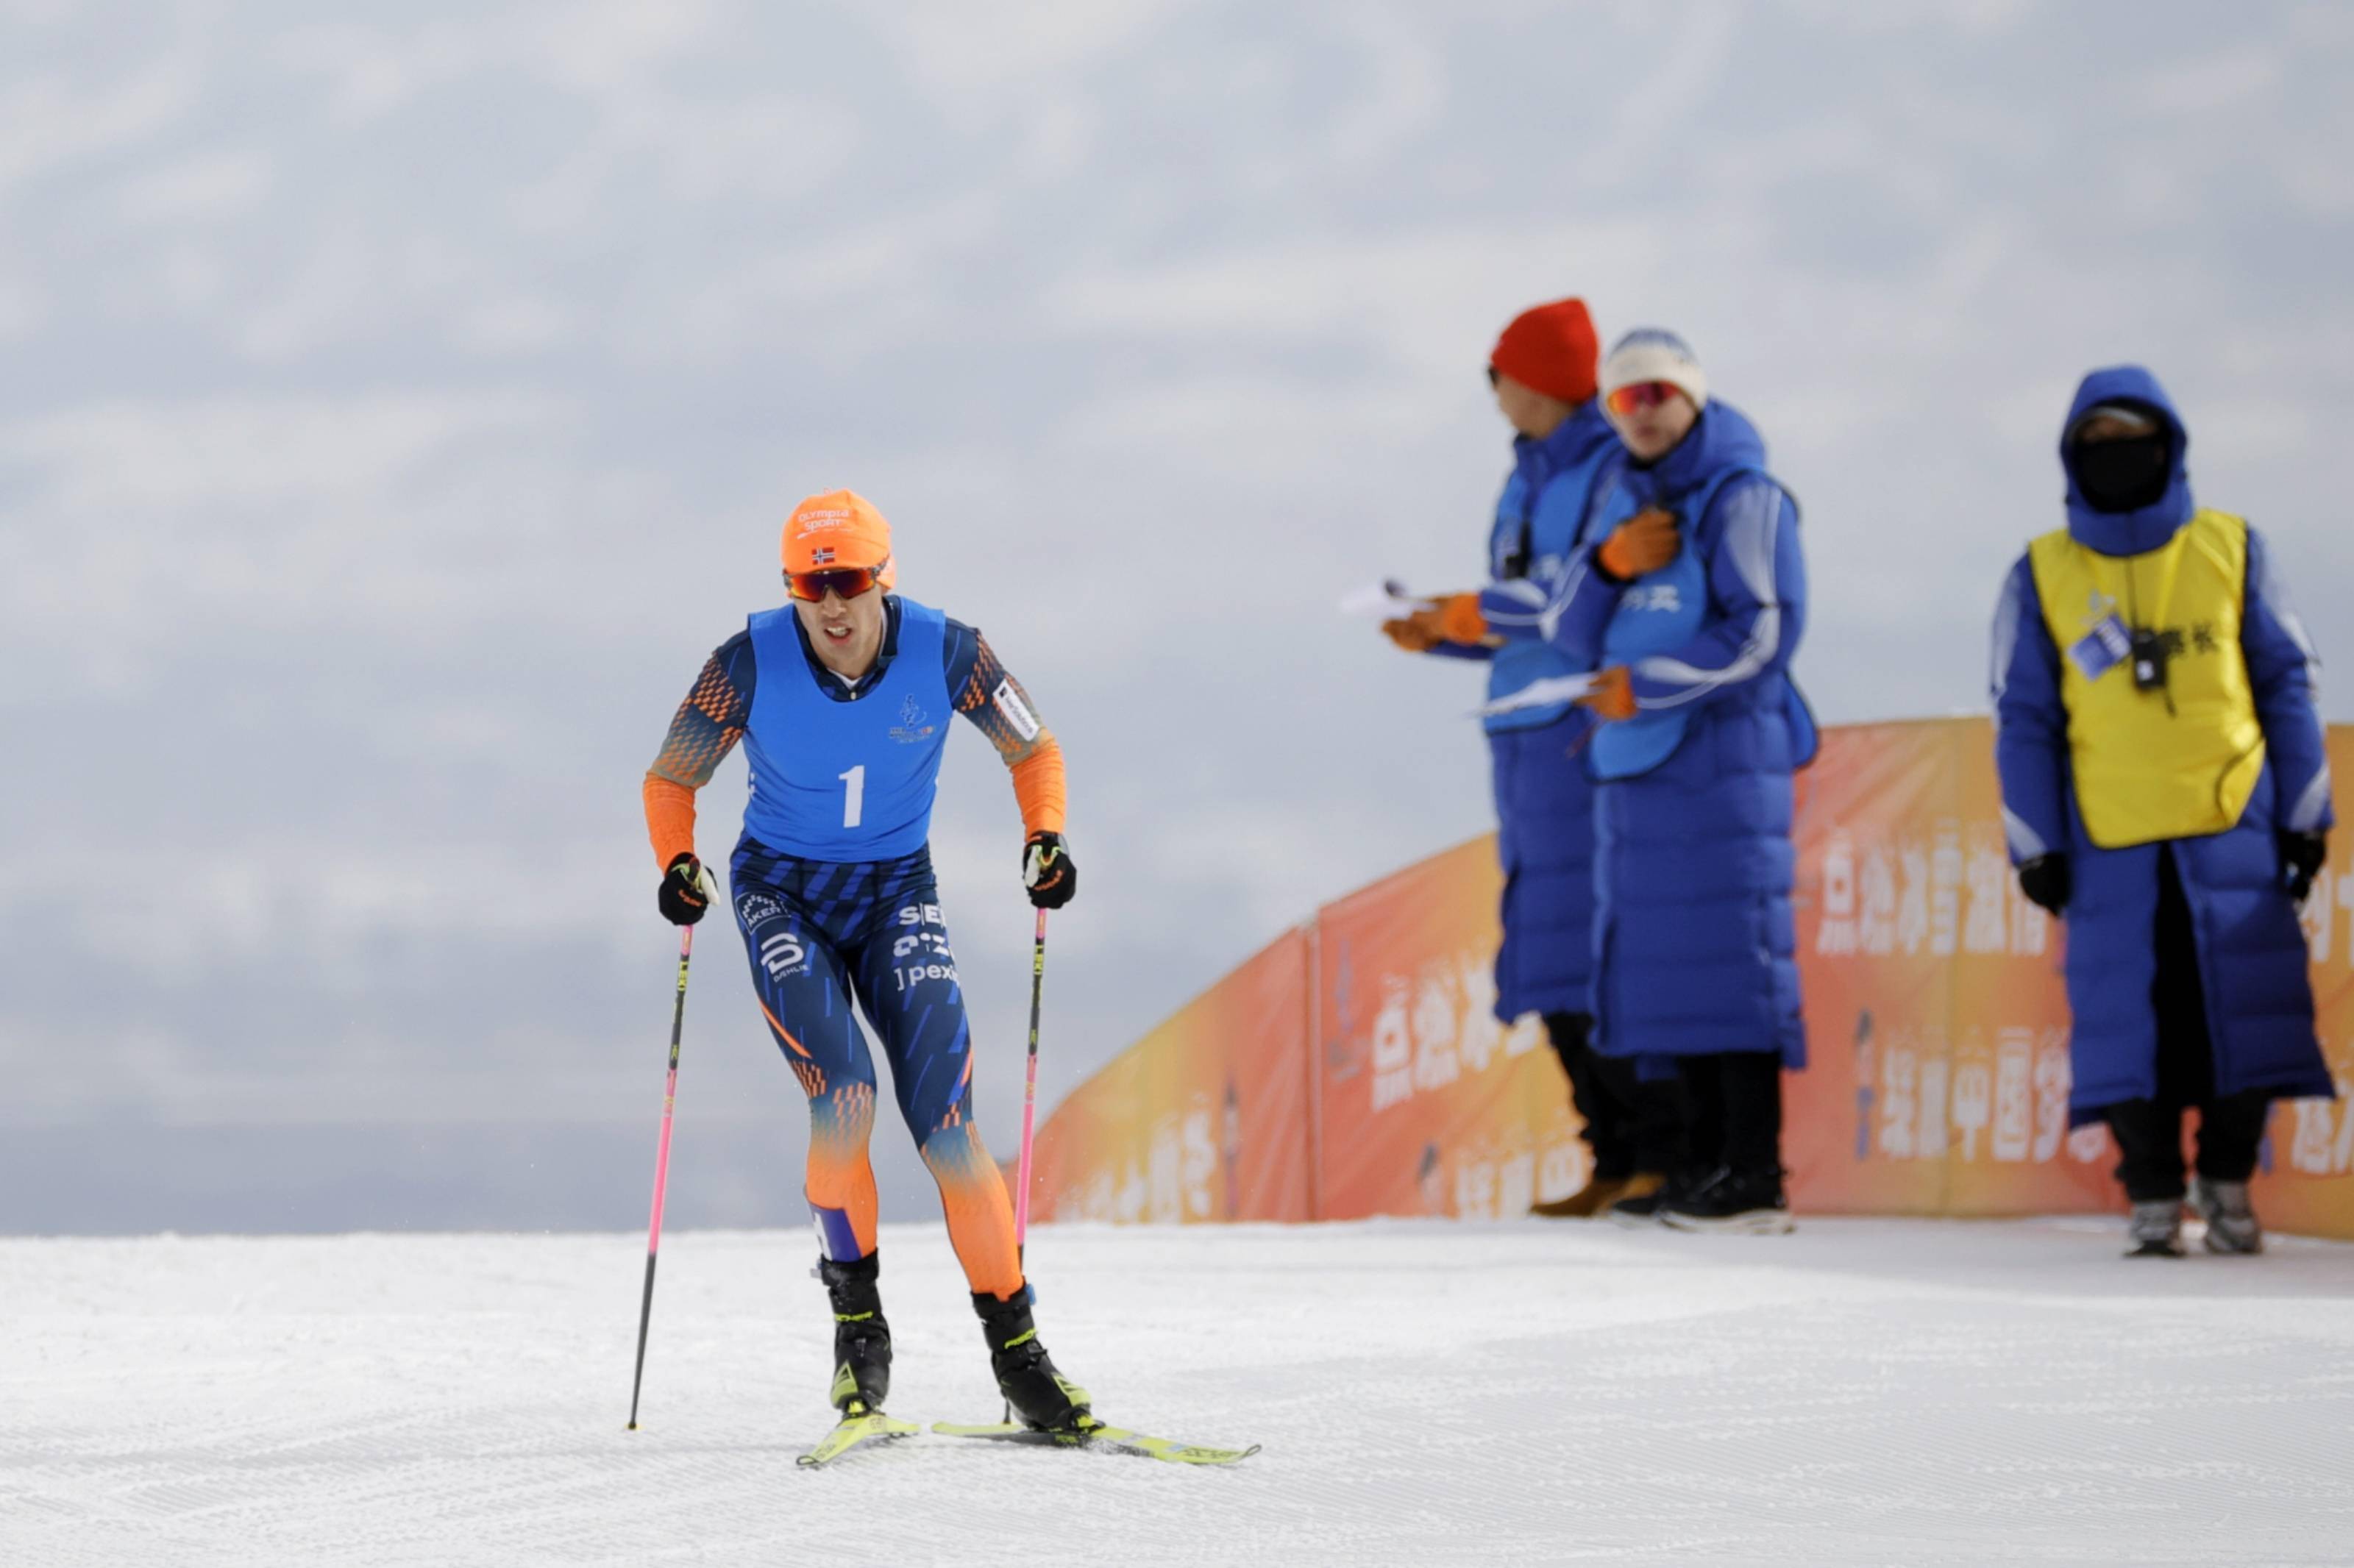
{"left": 974, "top": 1287, "right": 1090, "bottom": 1433}
{"left": 819, "top": 1252, "right": 892, "bottom": 1414}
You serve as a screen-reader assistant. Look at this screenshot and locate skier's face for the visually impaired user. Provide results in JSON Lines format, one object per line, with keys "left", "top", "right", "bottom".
{"left": 1606, "top": 385, "right": 1699, "bottom": 463}
{"left": 792, "top": 577, "right": 887, "bottom": 677}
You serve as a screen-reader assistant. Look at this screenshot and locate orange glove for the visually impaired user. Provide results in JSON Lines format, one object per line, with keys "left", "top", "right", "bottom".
{"left": 1577, "top": 666, "right": 1638, "bottom": 721}
{"left": 1382, "top": 614, "right": 1442, "bottom": 652}
{"left": 1434, "top": 593, "right": 1487, "bottom": 644}
{"left": 1597, "top": 508, "right": 1680, "bottom": 580}
{"left": 1382, "top": 594, "right": 1487, "bottom": 652}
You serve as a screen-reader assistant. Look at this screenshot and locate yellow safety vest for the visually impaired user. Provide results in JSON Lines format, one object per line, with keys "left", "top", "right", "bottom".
{"left": 2027, "top": 507, "right": 2265, "bottom": 850}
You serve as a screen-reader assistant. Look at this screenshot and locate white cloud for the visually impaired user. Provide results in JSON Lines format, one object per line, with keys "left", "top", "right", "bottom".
{"left": 0, "top": 62, "right": 199, "bottom": 192}
{"left": 3, "top": 391, "right": 559, "bottom": 511}
{"left": 115, "top": 148, "right": 273, "bottom": 224}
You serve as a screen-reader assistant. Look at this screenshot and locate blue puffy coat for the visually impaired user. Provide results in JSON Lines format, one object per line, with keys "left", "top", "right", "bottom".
{"left": 1991, "top": 366, "right": 2334, "bottom": 1120}
{"left": 1543, "top": 402, "right": 1813, "bottom": 1065}
{"left": 1430, "top": 402, "right": 1620, "bottom": 1021}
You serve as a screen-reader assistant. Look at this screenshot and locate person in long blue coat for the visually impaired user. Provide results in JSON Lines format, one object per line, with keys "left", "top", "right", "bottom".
{"left": 1541, "top": 329, "right": 1814, "bottom": 1233}
{"left": 1383, "top": 299, "right": 1676, "bottom": 1215}
{"left": 1992, "top": 366, "right": 2333, "bottom": 1258}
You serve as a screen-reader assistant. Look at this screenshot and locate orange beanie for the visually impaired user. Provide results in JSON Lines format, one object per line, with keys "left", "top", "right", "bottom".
{"left": 1490, "top": 299, "right": 1600, "bottom": 405}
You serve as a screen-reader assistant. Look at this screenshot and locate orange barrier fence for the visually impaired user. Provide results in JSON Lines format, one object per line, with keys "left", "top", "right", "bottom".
{"left": 1021, "top": 719, "right": 2354, "bottom": 1239}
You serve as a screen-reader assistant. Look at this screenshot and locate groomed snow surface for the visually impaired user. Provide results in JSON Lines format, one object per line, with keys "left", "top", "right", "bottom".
{"left": 8, "top": 1217, "right": 2353, "bottom": 1567}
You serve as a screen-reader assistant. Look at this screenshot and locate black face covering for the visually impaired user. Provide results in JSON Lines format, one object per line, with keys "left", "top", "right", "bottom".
{"left": 2071, "top": 432, "right": 2172, "bottom": 513}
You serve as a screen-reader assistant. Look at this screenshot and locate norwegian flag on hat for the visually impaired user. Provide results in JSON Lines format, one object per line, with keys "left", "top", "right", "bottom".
{"left": 811, "top": 546, "right": 836, "bottom": 565}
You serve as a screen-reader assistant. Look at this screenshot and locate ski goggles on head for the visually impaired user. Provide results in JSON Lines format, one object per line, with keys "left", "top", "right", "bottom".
{"left": 786, "top": 563, "right": 886, "bottom": 602}
{"left": 1603, "top": 380, "right": 1686, "bottom": 417}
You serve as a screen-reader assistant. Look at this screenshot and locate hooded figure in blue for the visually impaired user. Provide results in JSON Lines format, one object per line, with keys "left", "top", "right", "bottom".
{"left": 1991, "top": 365, "right": 2332, "bottom": 1255}
{"left": 1382, "top": 299, "right": 1678, "bottom": 1210}
{"left": 1540, "top": 329, "right": 1814, "bottom": 1232}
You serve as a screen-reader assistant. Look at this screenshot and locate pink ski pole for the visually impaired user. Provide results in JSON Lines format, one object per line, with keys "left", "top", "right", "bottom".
{"left": 1014, "top": 909, "right": 1048, "bottom": 1251}
{"left": 626, "top": 924, "right": 695, "bottom": 1430}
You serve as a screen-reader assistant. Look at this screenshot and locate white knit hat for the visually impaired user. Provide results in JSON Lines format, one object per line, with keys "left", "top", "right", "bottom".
{"left": 1599, "top": 327, "right": 1708, "bottom": 410}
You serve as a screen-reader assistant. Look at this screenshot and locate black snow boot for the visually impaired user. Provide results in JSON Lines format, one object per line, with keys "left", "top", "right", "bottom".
{"left": 819, "top": 1252, "right": 892, "bottom": 1414}
{"left": 974, "top": 1287, "right": 1090, "bottom": 1433}
{"left": 1660, "top": 1166, "right": 1793, "bottom": 1234}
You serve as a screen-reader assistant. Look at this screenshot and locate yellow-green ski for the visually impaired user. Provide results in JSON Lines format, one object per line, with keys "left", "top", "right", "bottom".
{"left": 797, "top": 1404, "right": 920, "bottom": 1469}
{"left": 930, "top": 1415, "right": 1259, "bottom": 1466}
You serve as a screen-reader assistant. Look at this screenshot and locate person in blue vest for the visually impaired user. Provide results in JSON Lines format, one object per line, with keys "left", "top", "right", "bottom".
{"left": 1991, "top": 367, "right": 2333, "bottom": 1258}
{"left": 641, "top": 489, "right": 1087, "bottom": 1428}
{"left": 1541, "top": 328, "right": 1814, "bottom": 1233}
{"left": 1382, "top": 298, "right": 1677, "bottom": 1218}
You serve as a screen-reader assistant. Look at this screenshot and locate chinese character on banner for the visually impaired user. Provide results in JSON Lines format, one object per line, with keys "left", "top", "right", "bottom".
{"left": 1860, "top": 845, "right": 1899, "bottom": 955}
{"left": 1931, "top": 824, "right": 1963, "bottom": 958}
{"left": 1537, "top": 1136, "right": 1590, "bottom": 1203}
{"left": 1916, "top": 1051, "right": 1950, "bottom": 1158}
{"left": 1880, "top": 1036, "right": 1918, "bottom": 1159}
{"left": 2033, "top": 1031, "right": 2072, "bottom": 1162}
{"left": 1952, "top": 1058, "right": 1991, "bottom": 1161}
{"left": 1992, "top": 1028, "right": 2033, "bottom": 1162}
{"left": 1963, "top": 838, "right": 2010, "bottom": 955}
{"left": 1898, "top": 844, "right": 1932, "bottom": 955}
{"left": 1457, "top": 958, "right": 1501, "bottom": 1075}
{"left": 1454, "top": 1159, "right": 1497, "bottom": 1219}
{"left": 2010, "top": 878, "right": 2049, "bottom": 957}
{"left": 1818, "top": 832, "right": 1857, "bottom": 955}
{"left": 1497, "top": 1152, "right": 1535, "bottom": 1216}
{"left": 1411, "top": 977, "right": 1460, "bottom": 1093}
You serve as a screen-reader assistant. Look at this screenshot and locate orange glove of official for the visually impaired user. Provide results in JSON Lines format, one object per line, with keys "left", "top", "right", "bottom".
{"left": 1577, "top": 666, "right": 1638, "bottom": 722}
{"left": 1597, "top": 508, "right": 1680, "bottom": 580}
{"left": 1382, "top": 613, "right": 1441, "bottom": 652}
{"left": 1434, "top": 593, "right": 1487, "bottom": 643}
{"left": 1381, "top": 594, "right": 1487, "bottom": 651}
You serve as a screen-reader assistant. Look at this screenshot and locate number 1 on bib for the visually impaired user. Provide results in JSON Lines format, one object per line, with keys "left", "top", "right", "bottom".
{"left": 839, "top": 765, "right": 866, "bottom": 828}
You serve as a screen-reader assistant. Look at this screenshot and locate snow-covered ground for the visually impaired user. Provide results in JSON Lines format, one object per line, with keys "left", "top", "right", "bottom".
{"left": 7, "top": 1217, "right": 2353, "bottom": 1567}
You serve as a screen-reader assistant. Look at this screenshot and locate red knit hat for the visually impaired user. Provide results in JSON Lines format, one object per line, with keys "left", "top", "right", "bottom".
{"left": 1490, "top": 298, "right": 1599, "bottom": 405}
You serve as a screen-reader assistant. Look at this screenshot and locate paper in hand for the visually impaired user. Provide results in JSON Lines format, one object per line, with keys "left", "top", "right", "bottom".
{"left": 1474, "top": 672, "right": 1599, "bottom": 719}
{"left": 1340, "top": 579, "right": 1433, "bottom": 619}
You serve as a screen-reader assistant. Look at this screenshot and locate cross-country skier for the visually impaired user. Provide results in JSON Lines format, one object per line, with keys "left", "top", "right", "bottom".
{"left": 641, "top": 488, "right": 1085, "bottom": 1430}
{"left": 1992, "top": 367, "right": 2334, "bottom": 1258}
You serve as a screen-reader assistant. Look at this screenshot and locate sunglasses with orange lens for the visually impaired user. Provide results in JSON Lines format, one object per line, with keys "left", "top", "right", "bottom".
{"left": 786, "top": 566, "right": 885, "bottom": 603}
{"left": 1604, "top": 381, "right": 1685, "bottom": 417}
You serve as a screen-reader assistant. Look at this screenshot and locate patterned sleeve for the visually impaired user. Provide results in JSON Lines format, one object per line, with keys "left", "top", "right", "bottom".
{"left": 947, "top": 622, "right": 1067, "bottom": 835}
{"left": 642, "top": 632, "right": 756, "bottom": 868}
{"left": 650, "top": 632, "right": 755, "bottom": 788}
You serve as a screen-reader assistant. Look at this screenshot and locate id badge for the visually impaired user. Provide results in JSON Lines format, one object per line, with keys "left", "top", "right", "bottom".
{"left": 2067, "top": 615, "right": 2132, "bottom": 682}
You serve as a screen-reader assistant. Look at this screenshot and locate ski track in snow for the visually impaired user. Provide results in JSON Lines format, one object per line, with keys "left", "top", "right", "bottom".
{"left": 5, "top": 1218, "right": 2353, "bottom": 1567}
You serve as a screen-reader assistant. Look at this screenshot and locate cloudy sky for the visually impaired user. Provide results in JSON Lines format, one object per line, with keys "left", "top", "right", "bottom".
{"left": 7, "top": 0, "right": 2353, "bottom": 1232}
